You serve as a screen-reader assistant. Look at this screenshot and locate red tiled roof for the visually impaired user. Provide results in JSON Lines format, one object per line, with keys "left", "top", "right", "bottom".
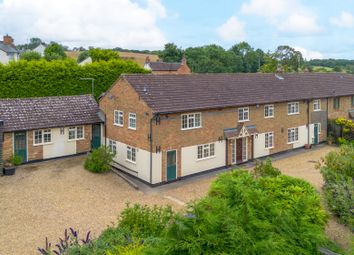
{"left": 0, "top": 95, "right": 101, "bottom": 132}
{"left": 147, "top": 61, "right": 181, "bottom": 71}
{"left": 122, "top": 73, "right": 354, "bottom": 114}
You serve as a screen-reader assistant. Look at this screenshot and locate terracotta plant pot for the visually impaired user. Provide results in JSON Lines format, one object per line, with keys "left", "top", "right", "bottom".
{"left": 304, "top": 144, "right": 312, "bottom": 149}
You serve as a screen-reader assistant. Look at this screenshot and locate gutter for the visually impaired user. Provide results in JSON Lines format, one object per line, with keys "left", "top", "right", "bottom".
{"left": 307, "top": 99, "right": 310, "bottom": 145}
{"left": 149, "top": 114, "right": 158, "bottom": 184}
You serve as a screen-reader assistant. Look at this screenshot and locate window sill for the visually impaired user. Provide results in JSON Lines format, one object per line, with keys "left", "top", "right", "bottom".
{"left": 128, "top": 127, "right": 137, "bottom": 131}
{"left": 197, "top": 155, "right": 216, "bottom": 161}
{"left": 33, "top": 142, "right": 53, "bottom": 146}
{"left": 287, "top": 141, "right": 299, "bottom": 144}
{"left": 181, "top": 126, "right": 202, "bottom": 131}
{"left": 114, "top": 124, "right": 123, "bottom": 127}
{"left": 287, "top": 113, "right": 300, "bottom": 116}
{"left": 238, "top": 120, "right": 250, "bottom": 123}
{"left": 126, "top": 159, "right": 136, "bottom": 164}
{"left": 265, "top": 146, "right": 274, "bottom": 149}
{"left": 313, "top": 109, "right": 321, "bottom": 112}
{"left": 264, "top": 116, "right": 274, "bottom": 119}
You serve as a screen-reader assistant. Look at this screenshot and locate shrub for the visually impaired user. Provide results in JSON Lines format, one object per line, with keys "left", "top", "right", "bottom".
{"left": 146, "top": 171, "right": 328, "bottom": 255}
{"left": 253, "top": 158, "right": 281, "bottom": 178}
{"left": 319, "top": 145, "right": 354, "bottom": 229}
{"left": 20, "top": 51, "right": 42, "bottom": 61}
{"left": 9, "top": 154, "right": 23, "bottom": 166}
{"left": 84, "top": 146, "right": 114, "bottom": 173}
{"left": 0, "top": 59, "right": 149, "bottom": 99}
{"left": 118, "top": 204, "right": 175, "bottom": 238}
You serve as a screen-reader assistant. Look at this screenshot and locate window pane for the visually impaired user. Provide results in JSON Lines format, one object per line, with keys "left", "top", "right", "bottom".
{"left": 132, "top": 148, "right": 136, "bottom": 162}
{"left": 197, "top": 146, "right": 203, "bottom": 159}
{"left": 34, "top": 130, "right": 42, "bottom": 144}
{"left": 188, "top": 115, "right": 194, "bottom": 128}
{"left": 203, "top": 144, "right": 209, "bottom": 157}
{"left": 210, "top": 143, "right": 215, "bottom": 156}
{"left": 195, "top": 113, "right": 201, "bottom": 127}
{"left": 69, "top": 128, "right": 76, "bottom": 140}
{"left": 43, "top": 129, "right": 51, "bottom": 143}
{"left": 77, "top": 126, "right": 84, "bottom": 139}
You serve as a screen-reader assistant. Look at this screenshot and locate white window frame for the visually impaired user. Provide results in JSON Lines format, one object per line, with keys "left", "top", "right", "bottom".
{"left": 126, "top": 145, "right": 136, "bottom": 163}
{"left": 238, "top": 107, "right": 250, "bottom": 122}
{"left": 114, "top": 110, "right": 124, "bottom": 127}
{"left": 287, "top": 127, "right": 299, "bottom": 144}
{"left": 128, "top": 113, "right": 137, "bottom": 130}
{"left": 287, "top": 102, "right": 300, "bottom": 115}
{"left": 313, "top": 99, "right": 321, "bottom": 111}
{"left": 108, "top": 139, "right": 117, "bottom": 155}
{"left": 181, "top": 112, "right": 202, "bottom": 130}
{"left": 265, "top": 132, "right": 274, "bottom": 149}
{"left": 197, "top": 143, "right": 215, "bottom": 160}
{"left": 33, "top": 129, "right": 52, "bottom": 145}
{"left": 264, "top": 104, "right": 274, "bottom": 118}
{"left": 68, "top": 126, "right": 85, "bottom": 141}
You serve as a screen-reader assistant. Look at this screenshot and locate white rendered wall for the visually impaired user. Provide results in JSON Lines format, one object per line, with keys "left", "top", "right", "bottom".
{"left": 181, "top": 140, "right": 225, "bottom": 177}
{"left": 0, "top": 50, "right": 8, "bottom": 64}
{"left": 109, "top": 139, "right": 162, "bottom": 184}
{"left": 253, "top": 133, "right": 270, "bottom": 159}
{"left": 292, "top": 125, "right": 308, "bottom": 148}
{"left": 43, "top": 128, "right": 76, "bottom": 159}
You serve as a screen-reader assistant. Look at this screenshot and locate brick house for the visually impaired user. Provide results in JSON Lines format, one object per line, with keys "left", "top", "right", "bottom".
{"left": 0, "top": 95, "right": 102, "bottom": 167}
{"left": 144, "top": 56, "right": 191, "bottom": 74}
{"left": 99, "top": 73, "right": 354, "bottom": 185}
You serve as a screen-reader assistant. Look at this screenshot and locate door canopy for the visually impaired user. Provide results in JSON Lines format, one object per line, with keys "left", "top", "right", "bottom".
{"left": 224, "top": 124, "right": 258, "bottom": 139}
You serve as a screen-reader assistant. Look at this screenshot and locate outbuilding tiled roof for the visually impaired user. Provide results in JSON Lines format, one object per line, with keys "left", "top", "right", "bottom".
{"left": 147, "top": 61, "right": 182, "bottom": 71}
{"left": 122, "top": 73, "right": 354, "bottom": 114}
{"left": 0, "top": 95, "right": 101, "bottom": 132}
{"left": 0, "top": 41, "right": 19, "bottom": 53}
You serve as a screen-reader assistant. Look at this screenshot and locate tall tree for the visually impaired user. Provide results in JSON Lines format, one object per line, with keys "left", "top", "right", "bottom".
{"left": 273, "top": 45, "right": 303, "bottom": 72}
{"left": 158, "top": 43, "right": 183, "bottom": 63}
{"left": 229, "top": 42, "right": 264, "bottom": 72}
{"left": 44, "top": 42, "right": 67, "bottom": 61}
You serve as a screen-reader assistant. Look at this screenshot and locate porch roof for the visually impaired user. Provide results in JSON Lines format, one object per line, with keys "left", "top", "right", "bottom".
{"left": 224, "top": 125, "right": 259, "bottom": 139}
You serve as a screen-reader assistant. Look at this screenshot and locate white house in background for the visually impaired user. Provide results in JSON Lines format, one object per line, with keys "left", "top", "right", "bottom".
{"left": 79, "top": 56, "right": 92, "bottom": 66}
{"left": 0, "top": 35, "right": 20, "bottom": 64}
{"left": 32, "top": 44, "right": 46, "bottom": 56}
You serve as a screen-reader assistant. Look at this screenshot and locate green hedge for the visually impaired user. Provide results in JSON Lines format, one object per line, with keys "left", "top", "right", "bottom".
{"left": 0, "top": 59, "right": 148, "bottom": 99}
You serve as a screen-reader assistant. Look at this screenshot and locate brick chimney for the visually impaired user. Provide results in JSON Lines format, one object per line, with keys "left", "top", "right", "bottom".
{"left": 3, "top": 35, "right": 14, "bottom": 45}
{"left": 145, "top": 56, "right": 150, "bottom": 63}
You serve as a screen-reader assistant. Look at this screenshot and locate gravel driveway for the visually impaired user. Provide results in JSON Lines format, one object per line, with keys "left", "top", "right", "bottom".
{"left": 0, "top": 145, "right": 351, "bottom": 254}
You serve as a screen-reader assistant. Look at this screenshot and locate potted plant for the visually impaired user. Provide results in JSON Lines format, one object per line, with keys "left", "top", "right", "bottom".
{"left": 3, "top": 154, "right": 22, "bottom": 176}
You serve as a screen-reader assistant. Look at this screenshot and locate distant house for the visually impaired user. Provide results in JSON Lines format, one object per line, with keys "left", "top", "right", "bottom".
{"left": 0, "top": 95, "right": 103, "bottom": 166}
{"left": 144, "top": 56, "right": 191, "bottom": 74}
{"left": 31, "top": 44, "right": 46, "bottom": 56}
{"left": 0, "top": 35, "right": 20, "bottom": 64}
{"left": 79, "top": 56, "right": 93, "bottom": 66}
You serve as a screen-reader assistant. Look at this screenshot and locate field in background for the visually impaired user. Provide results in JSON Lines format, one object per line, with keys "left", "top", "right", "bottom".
{"left": 65, "top": 51, "right": 159, "bottom": 67}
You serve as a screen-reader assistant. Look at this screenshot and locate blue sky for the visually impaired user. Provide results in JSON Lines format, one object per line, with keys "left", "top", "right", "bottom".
{"left": 1, "top": 0, "right": 354, "bottom": 59}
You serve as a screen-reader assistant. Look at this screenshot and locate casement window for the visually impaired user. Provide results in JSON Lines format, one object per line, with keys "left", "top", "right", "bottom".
{"left": 265, "top": 132, "right": 274, "bottom": 149}
{"left": 333, "top": 97, "right": 340, "bottom": 109}
{"left": 351, "top": 96, "right": 354, "bottom": 107}
{"left": 128, "top": 113, "right": 136, "bottom": 130}
{"left": 68, "top": 126, "right": 84, "bottom": 141}
{"left": 34, "top": 129, "right": 52, "bottom": 145}
{"left": 197, "top": 143, "right": 215, "bottom": 160}
{"left": 126, "top": 146, "right": 136, "bottom": 163}
{"left": 264, "top": 104, "right": 274, "bottom": 118}
{"left": 181, "top": 113, "right": 202, "bottom": 130}
{"left": 287, "top": 128, "right": 299, "bottom": 143}
{"left": 114, "top": 110, "right": 124, "bottom": 126}
{"left": 313, "top": 99, "right": 321, "bottom": 111}
{"left": 238, "top": 107, "right": 249, "bottom": 122}
{"left": 287, "top": 102, "right": 299, "bottom": 115}
{"left": 108, "top": 139, "right": 117, "bottom": 155}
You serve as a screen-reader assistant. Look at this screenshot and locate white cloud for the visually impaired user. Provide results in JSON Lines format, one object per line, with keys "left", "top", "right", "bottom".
{"left": 330, "top": 11, "right": 354, "bottom": 28}
{"left": 217, "top": 16, "right": 246, "bottom": 42}
{"left": 241, "top": 0, "right": 323, "bottom": 36}
{"left": 0, "top": 0, "right": 168, "bottom": 49}
{"left": 294, "top": 46, "right": 324, "bottom": 60}
{"left": 278, "top": 13, "right": 323, "bottom": 35}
